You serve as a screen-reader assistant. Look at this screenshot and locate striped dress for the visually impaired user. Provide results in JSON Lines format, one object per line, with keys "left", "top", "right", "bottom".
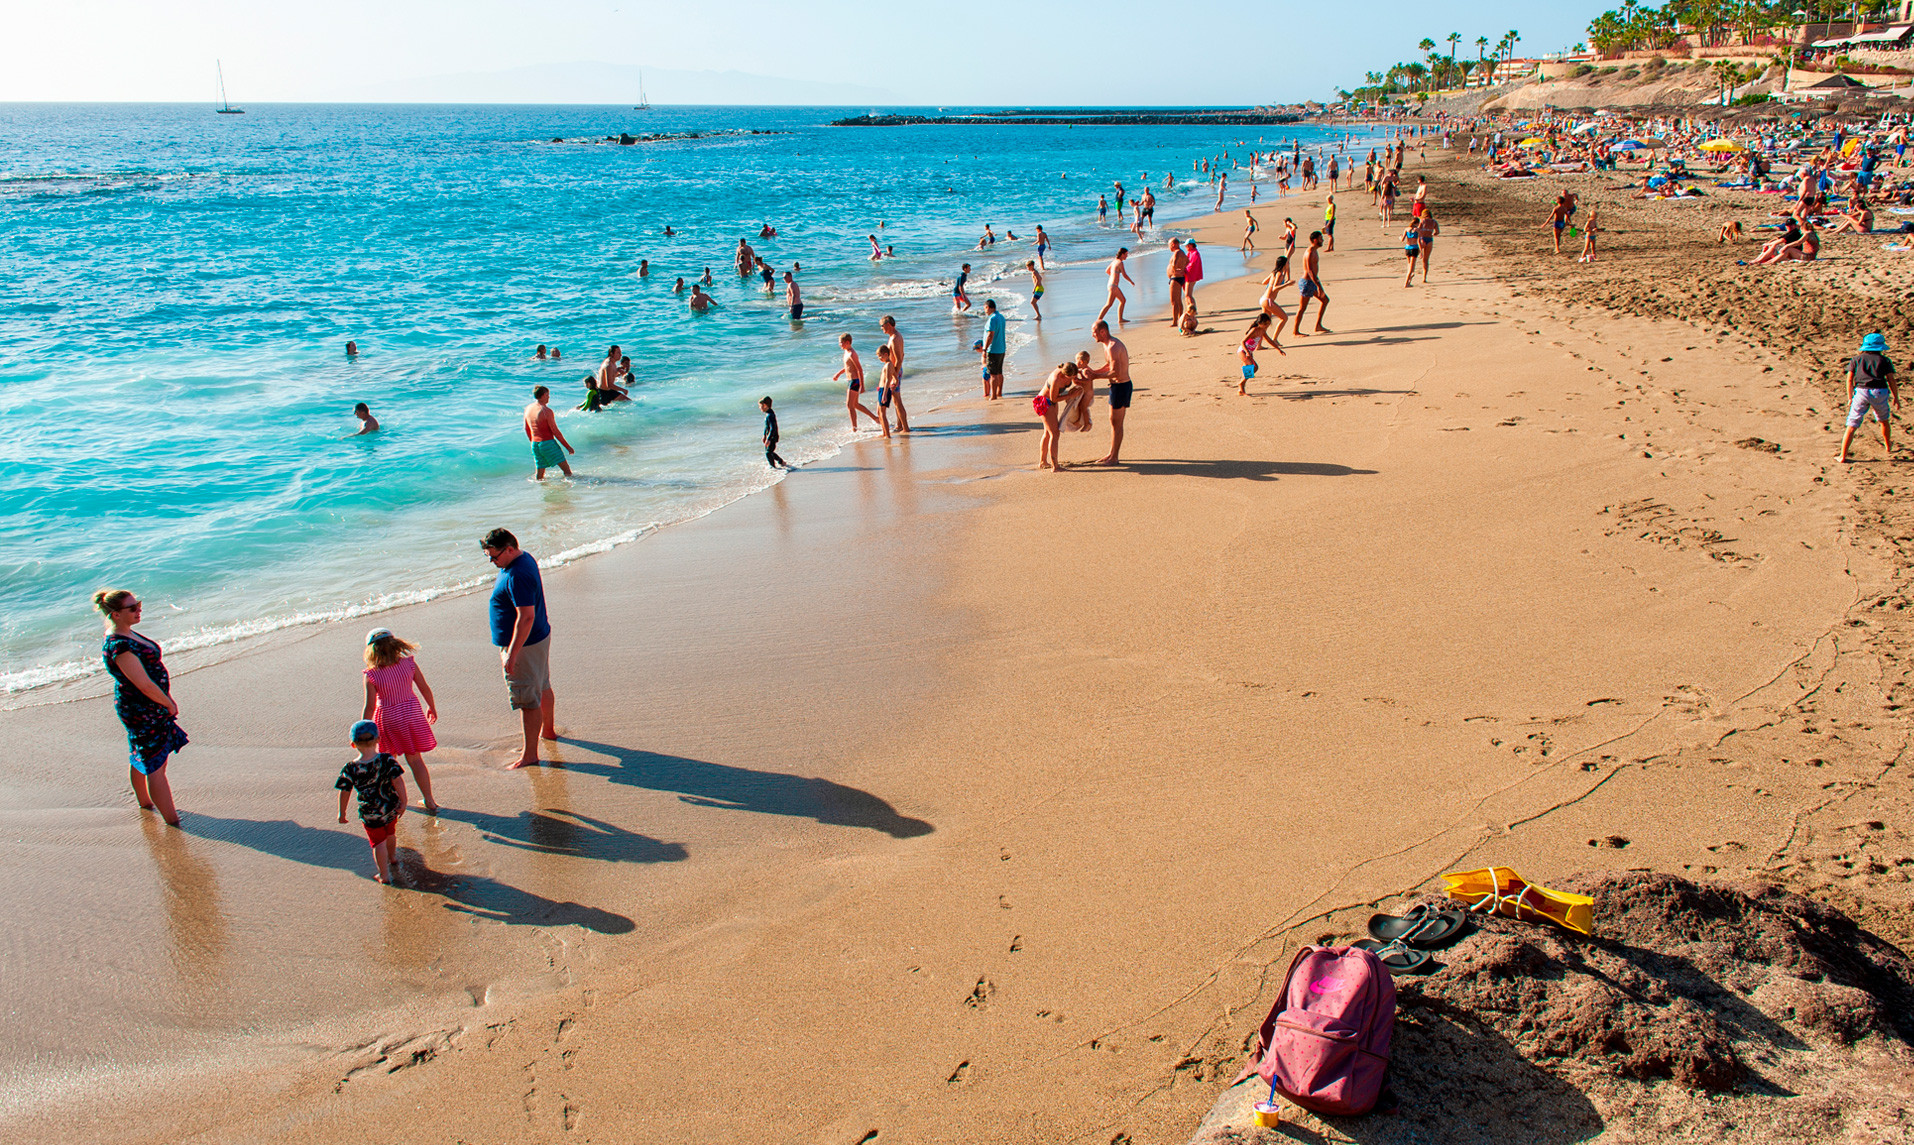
{"left": 365, "top": 657, "right": 436, "bottom": 755}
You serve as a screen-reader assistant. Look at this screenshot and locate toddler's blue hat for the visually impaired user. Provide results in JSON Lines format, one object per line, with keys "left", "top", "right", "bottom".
{"left": 350, "top": 719, "right": 380, "bottom": 743}
{"left": 1861, "top": 332, "right": 1888, "bottom": 353}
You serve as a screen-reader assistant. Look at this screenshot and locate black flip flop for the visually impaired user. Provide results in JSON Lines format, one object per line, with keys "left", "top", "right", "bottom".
{"left": 1367, "top": 903, "right": 1467, "bottom": 949}
{"left": 1354, "top": 938, "right": 1433, "bottom": 975}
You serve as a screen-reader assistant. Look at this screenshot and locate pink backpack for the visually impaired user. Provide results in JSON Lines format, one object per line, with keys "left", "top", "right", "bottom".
{"left": 1232, "top": 945, "right": 1395, "bottom": 1116}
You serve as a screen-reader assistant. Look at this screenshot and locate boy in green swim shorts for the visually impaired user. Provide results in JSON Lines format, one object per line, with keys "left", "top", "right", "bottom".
{"left": 1026, "top": 260, "right": 1045, "bottom": 321}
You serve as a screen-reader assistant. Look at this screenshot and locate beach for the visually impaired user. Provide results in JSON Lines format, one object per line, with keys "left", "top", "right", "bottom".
{"left": 9, "top": 137, "right": 1914, "bottom": 1145}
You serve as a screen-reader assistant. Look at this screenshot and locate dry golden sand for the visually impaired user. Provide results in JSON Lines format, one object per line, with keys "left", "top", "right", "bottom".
{"left": 6, "top": 162, "right": 1913, "bottom": 1144}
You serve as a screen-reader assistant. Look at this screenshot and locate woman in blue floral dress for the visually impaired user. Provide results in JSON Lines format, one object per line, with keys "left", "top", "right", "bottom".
{"left": 96, "top": 589, "right": 188, "bottom": 825}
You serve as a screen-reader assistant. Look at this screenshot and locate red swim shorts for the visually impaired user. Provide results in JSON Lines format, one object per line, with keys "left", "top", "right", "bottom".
{"left": 364, "top": 821, "right": 396, "bottom": 848}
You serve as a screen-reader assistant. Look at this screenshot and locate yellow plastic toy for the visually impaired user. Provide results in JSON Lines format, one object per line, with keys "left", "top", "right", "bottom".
{"left": 1440, "top": 866, "right": 1594, "bottom": 936}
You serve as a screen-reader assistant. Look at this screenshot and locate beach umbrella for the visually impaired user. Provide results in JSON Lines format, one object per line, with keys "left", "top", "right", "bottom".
{"left": 1572, "top": 123, "right": 1600, "bottom": 135}
{"left": 1518, "top": 137, "right": 1547, "bottom": 148}
{"left": 1612, "top": 140, "right": 1646, "bottom": 151}
{"left": 1699, "top": 139, "right": 1745, "bottom": 152}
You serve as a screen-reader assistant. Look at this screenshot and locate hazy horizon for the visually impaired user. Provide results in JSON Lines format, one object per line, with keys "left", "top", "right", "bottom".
{"left": 6, "top": 0, "right": 1590, "bottom": 105}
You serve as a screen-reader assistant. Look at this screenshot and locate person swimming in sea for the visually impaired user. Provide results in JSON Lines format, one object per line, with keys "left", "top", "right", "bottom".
{"left": 352, "top": 402, "right": 379, "bottom": 435}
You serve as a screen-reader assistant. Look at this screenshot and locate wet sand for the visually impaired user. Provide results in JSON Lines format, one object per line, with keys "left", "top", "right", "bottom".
{"left": 6, "top": 161, "right": 1910, "bottom": 1143}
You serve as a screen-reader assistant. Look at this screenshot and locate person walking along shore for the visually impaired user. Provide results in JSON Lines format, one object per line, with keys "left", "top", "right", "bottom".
{"left": 482, "top": 528, "right": 558, "bottom": 769}
{"left": 97, "top": 589, "right": 188, "bottom": 825}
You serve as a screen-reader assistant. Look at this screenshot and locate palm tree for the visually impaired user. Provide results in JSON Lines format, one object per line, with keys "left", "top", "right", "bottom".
{"left": 1505, "top": 29, "right": 1521, "bottom": 63}
{"left": 1418, "top": 37, "right": 1437, "bottom": 54}
{"left": 1447, "top": 32, "right": 1462, "bottom": 62}
{"left": 1475, "top": 35, "right": 1490, "bottom": 61}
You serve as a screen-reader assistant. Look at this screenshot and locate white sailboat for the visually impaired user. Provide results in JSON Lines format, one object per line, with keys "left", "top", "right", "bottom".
{"left": 216, "top": 60, "right": 244, "bottom": 114}
{"left": 635, "top": 71, "right": 650, "bottom": 111}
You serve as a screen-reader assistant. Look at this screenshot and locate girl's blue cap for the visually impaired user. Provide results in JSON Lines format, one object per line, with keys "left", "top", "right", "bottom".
{"left": 1861, "top": 333, "right": 1888, "bottom": 353}
{"left": 351, "top": 719, "right": 380, "bottom": 743}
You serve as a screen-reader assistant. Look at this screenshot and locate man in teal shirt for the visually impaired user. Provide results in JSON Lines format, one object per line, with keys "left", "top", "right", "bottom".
{"left": 983, "top": 299, "right": 1007, "bottom": 400}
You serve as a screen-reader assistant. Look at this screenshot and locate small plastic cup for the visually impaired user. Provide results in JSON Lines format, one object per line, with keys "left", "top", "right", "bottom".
{"left": 1252, "top": 1100, "right": 1283, "bottom": 1129}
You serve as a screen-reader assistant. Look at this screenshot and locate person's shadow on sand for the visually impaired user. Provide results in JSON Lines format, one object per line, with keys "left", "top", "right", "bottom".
{"left": 182, "top": 814, "right": 638, "bottom": 933}
{"left": 433, "top": 806, "right": 689, "bottom": 865}
{"left": 551, "top": 739, "right": 935, "bottom": 839}
{"left": 1091, "top": 459, "right": 1379, "bottom": 481}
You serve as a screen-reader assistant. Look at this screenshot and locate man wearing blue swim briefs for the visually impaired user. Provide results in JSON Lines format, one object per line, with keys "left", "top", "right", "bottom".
{"left": 1088, "top": 321, "right": 1131, "bottom": 465}
{"left": 953, "top": 263, "right": 972, "bottom": 312}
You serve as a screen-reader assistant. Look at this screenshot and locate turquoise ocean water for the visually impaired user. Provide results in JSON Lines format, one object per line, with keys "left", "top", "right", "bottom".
{"left": 0, "top": 105, "right": 1364, "bottom": 691}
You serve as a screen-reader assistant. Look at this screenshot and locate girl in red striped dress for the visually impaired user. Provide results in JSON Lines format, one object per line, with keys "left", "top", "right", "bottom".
{"left": 361, "top": 628, "right": 440, "bottom": 813}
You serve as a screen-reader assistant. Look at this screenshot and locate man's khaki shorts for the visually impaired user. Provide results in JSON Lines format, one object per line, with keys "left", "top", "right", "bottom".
{"left": 504, "top": 636, "right": 552, "bottom": 710}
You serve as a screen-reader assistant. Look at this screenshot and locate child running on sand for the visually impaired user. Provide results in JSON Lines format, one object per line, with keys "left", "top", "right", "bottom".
{"left": 1840, "top": 333, "right": 1900, "bottom": 464}
{"left": 1238, "top": 313, "right": 1284, "bottom": 395}
{"left": 1258, "top": 256, "right": 1292, "bottom": 328}
{"left": 338, "top": 720, "right": 407, "bottom": 884}
{"left": 361, "top": 629, "right": 438, "bottom": 813}
{"left": 1095, "top": 248, "right": 1133, "bottom": 327}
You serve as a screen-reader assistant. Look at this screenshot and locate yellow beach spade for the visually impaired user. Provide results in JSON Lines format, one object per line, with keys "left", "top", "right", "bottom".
{"left": 1441, "top": 866, "right": 1594, "bottom": 936}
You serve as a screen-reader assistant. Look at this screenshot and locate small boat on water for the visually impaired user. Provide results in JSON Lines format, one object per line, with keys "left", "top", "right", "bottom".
{"left": 635, "top": 71, "right": 650, "bottom": 111}
{"left": 216, "top": 61, "right": 244, "bottom": 114}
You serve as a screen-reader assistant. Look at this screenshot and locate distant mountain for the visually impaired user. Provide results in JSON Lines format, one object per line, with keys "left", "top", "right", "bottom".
{"left": 340, "top": 62, "right": 896, "bottom": 106}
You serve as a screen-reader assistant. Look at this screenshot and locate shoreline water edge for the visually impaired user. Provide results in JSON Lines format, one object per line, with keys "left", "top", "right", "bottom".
{"left": 1, "top": 104, "right": 1383, "bottom": 699}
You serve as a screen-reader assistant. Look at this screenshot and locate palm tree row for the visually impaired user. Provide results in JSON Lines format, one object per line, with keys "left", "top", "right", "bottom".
{"left": 1337, "top": 30, "right": 1522, "bottom": 104}
{"left": 1587, "top": 0, "right": 1901, "bottom": 57}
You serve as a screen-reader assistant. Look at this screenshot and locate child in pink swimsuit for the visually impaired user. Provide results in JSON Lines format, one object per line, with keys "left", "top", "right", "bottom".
{"left": 361, "top": 628, "right": 440, "bottom": 813}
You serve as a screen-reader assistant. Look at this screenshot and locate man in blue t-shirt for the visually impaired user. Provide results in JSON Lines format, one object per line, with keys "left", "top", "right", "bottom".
{"left": 983, "top": 299, "right": 1007, "bottom": 400}
{"left": 481, "top": 527, "right": 556, "bottom": 768}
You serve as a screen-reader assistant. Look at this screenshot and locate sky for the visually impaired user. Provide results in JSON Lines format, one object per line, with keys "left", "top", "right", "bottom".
{"left": 2, "top": 1, "right": 1596, "bottom": 105}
